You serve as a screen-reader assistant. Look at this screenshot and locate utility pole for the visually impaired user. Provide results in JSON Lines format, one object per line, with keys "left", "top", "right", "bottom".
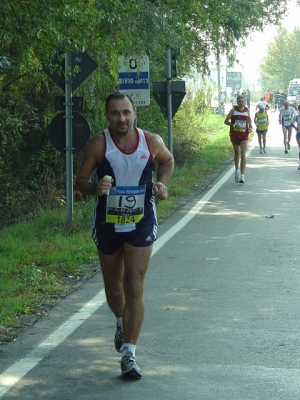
{"left": 166, "top": 46, "right": 173, "bottom": 154}
{"left": 166, "top": 46, "right": 180, "bottom": 153}
{"left": 217, "top": 46, "right": 222, "bottom": 115}
{"left": 65, "top": 53, "right": 73, "bottom": 225}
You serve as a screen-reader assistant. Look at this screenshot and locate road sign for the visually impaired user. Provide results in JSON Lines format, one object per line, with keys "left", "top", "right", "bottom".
{"left": 118, "top": 56, "right": 150, "bottom": 106}
{"left": 226, "top": 72, "right": 242, "bottom": 89}
{"left": 55, "top": 96, "right": 84, "bottom": 112}
{"left": 44, "top": 52, "right": 98, "bottom": 93}
{"left": 153, "top": 81, "right": 186, "bottom": 119}
{"left": 48, "top": 112, "right": 90, "bottom": 154}
{"left": 44, "top": 53, "right": 97, "bottom": 225}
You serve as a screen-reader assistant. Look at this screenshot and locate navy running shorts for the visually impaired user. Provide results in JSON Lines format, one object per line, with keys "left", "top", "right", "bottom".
{"left": 256, "top": 129, "right": 268, "bottom": 135}
{"left": 92, "top": 223, "right": 157, "bottom": 255}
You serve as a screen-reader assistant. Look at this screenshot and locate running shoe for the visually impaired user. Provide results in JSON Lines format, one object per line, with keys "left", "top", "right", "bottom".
{"left": 263, "top": 147, "right": 267, "bottom": 153}
{"left": 239, "top": 174, "right": 245, "bottom": 183}
{"left": 298, "top": 165, "right": 300, "bottom": 170}
{"left": 285, "top": 148, "right": 288, "bottom": 154}
{"left": 260, "top": 148, "right": 263, "bottom": 154}
{"left": 121, "top": 351, "right": 142, "bottom": 379}
{"left": 114, "top": 326, "right": 124, "bottom": 353}
{"left": 287, "top": 142, "right": 291, "bottom": 150}
{"left": 235, "top": 169, "right": 240, "bottom": 183}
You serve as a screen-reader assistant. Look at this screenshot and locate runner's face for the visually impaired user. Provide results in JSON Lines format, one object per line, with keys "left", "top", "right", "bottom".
{"left": 237, "top": 97, "right": 245, "bottom": 109}
{"left": 106, "top": 98, "right": 136, "bottom": 136}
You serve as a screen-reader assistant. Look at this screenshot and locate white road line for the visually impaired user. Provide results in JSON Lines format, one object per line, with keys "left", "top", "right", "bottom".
{"left": 0, "top": 143, "right": 254, "bottom": 397}
{"left": 0, "top": 291, "right": 106, "bottom": 397}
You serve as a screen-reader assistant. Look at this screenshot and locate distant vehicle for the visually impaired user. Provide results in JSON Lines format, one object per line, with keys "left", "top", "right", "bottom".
{"left": 287, "top": 78, "right": 300, "bottom": 108}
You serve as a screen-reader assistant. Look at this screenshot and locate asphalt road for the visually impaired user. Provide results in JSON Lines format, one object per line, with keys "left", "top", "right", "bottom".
{"left": 1, "top": 107, "right": 300, "bottom": 400}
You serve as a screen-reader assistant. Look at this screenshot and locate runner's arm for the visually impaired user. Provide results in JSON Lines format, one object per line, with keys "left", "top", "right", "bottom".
{"left": 146, "top": 133, "right": 174, "bottom": 200}
{"left": 224, "top": 109, "right": 234, "bottom": 126}
{"left": 75, "top": 135, "right": 112, "bottom": 196}
{"left": 248, "top": 110, "right": 253, "bottom": 130}
{"left": 254, "top": 113, "right": 257, "bottom": 125}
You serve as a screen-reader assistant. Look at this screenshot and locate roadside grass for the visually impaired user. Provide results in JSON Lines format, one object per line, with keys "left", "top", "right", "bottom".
{"left": 0, "top": 114, "right": 233, "bottom": 338}
{"left": 0, "top": 202, "right": 96, "bottom": 335}
{"left": 156, "top": 114, "right": 234, "bottom": 219}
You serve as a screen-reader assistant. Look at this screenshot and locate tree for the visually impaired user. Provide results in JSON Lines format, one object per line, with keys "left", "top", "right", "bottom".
{"left": 260, "top": 27, "right": 300, "bottom": 89}
{"left": 0, "top": 0, "right": 293, "bottom": 226}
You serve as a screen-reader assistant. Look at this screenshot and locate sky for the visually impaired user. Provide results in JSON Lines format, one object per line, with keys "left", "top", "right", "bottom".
{"left": 217, "top": 0, "right": 300, "bottom": 89}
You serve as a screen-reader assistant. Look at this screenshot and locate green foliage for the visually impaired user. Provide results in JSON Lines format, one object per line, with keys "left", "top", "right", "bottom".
{"left": 260, "top": 27, "right": 300, "bottom": 89}
{"left": 0, "top": 203, "right": 97, "bottom": 330}
{"left": 172, "top": 89, "right": 216, "bottom": 166}
{"left": 0, "top": 0, "right": 293, "bottom": 227}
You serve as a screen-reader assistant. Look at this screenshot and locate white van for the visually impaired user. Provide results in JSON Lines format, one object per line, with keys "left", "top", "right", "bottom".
{"left": 287, "top": 78, "right": 300, "bottom": 107}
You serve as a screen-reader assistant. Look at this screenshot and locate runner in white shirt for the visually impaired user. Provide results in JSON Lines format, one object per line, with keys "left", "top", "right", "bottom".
{"left": 256, "top": 97, "right": 269, "bottom": 111}
{"left": 279, "top": 101, "right": 296, "bottom": 153}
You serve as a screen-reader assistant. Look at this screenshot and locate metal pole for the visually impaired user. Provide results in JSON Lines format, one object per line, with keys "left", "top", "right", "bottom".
{"left": 166, "top": 46, "right": 173, "bottom": 154}
{"left": 217, "top": 46, "right": 222, "bottom": 115}
{"left": 65, "top": 52, "right": 73, "bottom": 225}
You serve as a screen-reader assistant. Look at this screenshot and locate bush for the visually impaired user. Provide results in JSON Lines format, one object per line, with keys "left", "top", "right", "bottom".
{"left": 172, "top": 89, "right": 212, "bottom": 166}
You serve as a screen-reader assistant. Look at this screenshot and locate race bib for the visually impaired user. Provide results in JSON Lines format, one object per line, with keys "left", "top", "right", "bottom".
{"left": 106, "top": 184, "right": 146, "bottom": 225}
{"left": 258, "top": 117, "right": 266, "bottom": 124}
{"left": 235, "top": 119, "right": 246, "bottom": 132}
{"left": 283, "top": 114, "right": 291, "bottom": 126}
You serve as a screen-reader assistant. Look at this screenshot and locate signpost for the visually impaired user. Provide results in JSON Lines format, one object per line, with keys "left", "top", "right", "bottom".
{"left": 152, "top": 47, "right": 185, "bottom": 153}
{"left": 226, "top": 72, "right": 242, "bottom": 90}
{"left": 48, "top": 112, "right": 90, "bottom": 154}
{"left": 44, "top": 52, "right": 97, "bottom": 224}
{"left": 152, "top": 82, "right": 186, "bottom": 119}
{"left": 55, "top": 96, "right": 84, "bottom": 112}
{"left": 43, "top": 52, "right": 98, "bottom": 92}
{"left": 118, "top": 56, "right": 150, "bottom": 106}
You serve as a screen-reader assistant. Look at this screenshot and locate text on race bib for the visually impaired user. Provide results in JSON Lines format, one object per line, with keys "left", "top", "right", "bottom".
{"left": 106, "top": 184, "right": 146, "bottom": 224}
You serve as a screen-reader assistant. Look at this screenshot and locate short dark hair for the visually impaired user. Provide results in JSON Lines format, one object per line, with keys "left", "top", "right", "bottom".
{"left": 237, "top": 95, "right": 245, "bottom": 101}
{"left": 105, "top": 92, "right": 136, "bottom": 112}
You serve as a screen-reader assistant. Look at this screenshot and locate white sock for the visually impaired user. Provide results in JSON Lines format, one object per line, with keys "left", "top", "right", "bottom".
{"left": 116, "top": 317, "right": 123, "bottom": 329}
{"left": 122, "top": 343, "right": 136, "bottom": 357}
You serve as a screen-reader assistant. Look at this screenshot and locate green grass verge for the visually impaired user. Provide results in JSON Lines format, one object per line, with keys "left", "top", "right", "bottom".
{"left": 0, "top": 114, "right": 234, "bottom": 337}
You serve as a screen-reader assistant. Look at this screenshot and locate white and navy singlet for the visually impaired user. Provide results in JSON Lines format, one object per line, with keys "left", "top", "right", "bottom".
{"left": 92, "top": 127, "right": 157, "bottom": 233}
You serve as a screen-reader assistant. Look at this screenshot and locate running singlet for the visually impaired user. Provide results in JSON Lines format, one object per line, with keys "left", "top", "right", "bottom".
{"left": 230, "top": 106, "right": 250, "bottom": 134}
{"left": 92, "top": 128, "right": 157, "bottom": 233}
{"left": 256, "top": 111, "right": 268, "bottom": 131}
{"left": 280, "top": 106, "right": 296, "bottom": 127}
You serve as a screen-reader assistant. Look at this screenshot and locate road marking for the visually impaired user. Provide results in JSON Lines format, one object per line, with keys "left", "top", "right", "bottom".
{"left": 0, "top": 143, "right": 255, "bottom": 397}
{"left": 0, "top": 291, "right": 106, "bottom": 397}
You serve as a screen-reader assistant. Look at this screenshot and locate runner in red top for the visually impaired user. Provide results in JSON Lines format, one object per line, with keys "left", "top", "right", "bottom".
{"left": 224, "top": 95, "right": 253, "bottom": 183}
